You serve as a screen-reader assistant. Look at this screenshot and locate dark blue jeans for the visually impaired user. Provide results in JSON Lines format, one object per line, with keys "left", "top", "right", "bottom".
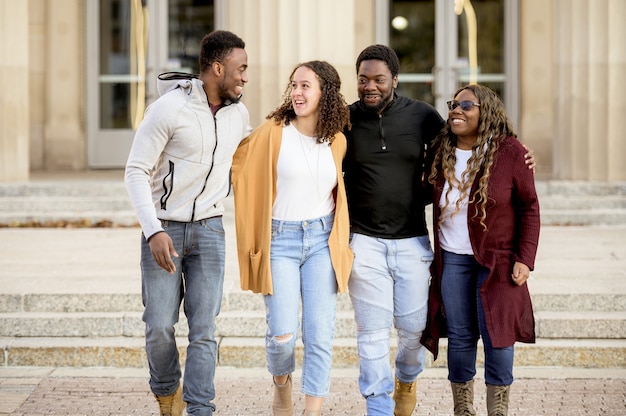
{"left": 440, "top": 249, "right": 514, "bottom": 385}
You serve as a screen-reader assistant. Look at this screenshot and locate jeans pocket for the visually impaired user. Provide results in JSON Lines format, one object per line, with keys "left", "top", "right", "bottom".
{"left": 416, "top": 235, "right": 434, "bottom": 262}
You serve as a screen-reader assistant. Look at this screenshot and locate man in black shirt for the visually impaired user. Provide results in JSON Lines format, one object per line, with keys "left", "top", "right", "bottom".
{"left": 343, "top": 44, "right": 444, "bottom": 416}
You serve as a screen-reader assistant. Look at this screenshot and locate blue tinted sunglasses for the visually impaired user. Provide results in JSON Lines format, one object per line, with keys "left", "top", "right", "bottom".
{"left": 447, "top": 100, "right": 480, "bottom": 111}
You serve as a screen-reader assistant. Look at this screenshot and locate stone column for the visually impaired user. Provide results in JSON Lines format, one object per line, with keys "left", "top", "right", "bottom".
{"left": 43, "top": 0, "right": 84, "bottom": 170}
{"left": 0, "top": 0, "right": 29, "bottom": 181}
{"left": 606, "top": 0, "right": 626, "bottom": 181}
{"left": 520, "top": 0, "right": 554, "bottom": 179}
{"left": 220, "top": 0, "right": 366, "bottom": 127}
{"left": 553, "top": 0, "right": 626, "bottom": 181}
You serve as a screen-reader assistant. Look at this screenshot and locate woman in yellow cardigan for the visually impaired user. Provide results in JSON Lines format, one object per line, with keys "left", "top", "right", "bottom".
{"left": 231, "top": 61, "right": 353, "bottom": 416}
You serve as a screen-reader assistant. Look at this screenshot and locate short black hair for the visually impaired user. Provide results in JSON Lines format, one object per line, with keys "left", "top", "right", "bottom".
{"left": 355, "top": 44, "right": 400, "bottom": 77}
{"left": 199, "top": 30, "right": 246, "bottom": 72}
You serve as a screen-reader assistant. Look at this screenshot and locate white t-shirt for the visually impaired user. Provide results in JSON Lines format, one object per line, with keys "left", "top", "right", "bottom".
{"left": 272, "top": 123, "right": 336, "bottom": 221}
{"left": 438, "top": 148, "right": 474, "bottom": 255}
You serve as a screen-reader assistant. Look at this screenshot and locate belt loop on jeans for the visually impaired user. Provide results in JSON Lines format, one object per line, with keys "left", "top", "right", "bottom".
{"left": 321, "top": 214, "right": 333, "bottom": 231}
{"left": 198, "top": 215, "right": 222, "bottom": 226}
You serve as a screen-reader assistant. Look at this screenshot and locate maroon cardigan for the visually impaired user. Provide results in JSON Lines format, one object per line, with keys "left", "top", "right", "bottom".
{"left": 421, "top": 136, "right": 540, "bottom": 360}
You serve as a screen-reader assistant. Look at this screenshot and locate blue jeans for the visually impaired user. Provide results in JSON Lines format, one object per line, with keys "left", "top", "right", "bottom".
{"left": 141, "top": 218, "right": 225, "bottom": 416}
{"left": 348, "top": 233, "right": 433, "bottom": 415}
{"left": 264, "top": 214, "right": 338, "bottom": 397}
{"left": 440, "top": 249, "right": 514, "bottom": 386}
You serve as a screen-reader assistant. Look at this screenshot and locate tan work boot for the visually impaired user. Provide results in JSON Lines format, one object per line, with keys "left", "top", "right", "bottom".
{"left": 451, "top": 380, "right": 476, "bottom": 415}
{"left": 393, "top": 377, "right": 417, "bottom": 416}
{"left": 154, "top": 384, "right": 185, "bottom": 416}
{"left": 486, "top": 384, "right": 510, "bottom": 416}
{"left": 272, "top": 374, "right": 293, "bottom": 415}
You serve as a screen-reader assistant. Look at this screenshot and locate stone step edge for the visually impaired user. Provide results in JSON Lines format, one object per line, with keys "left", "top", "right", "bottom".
{"left": 2, "top": 309, "right": 625, "bottom": 339}
{"left": 1, "top": 179, "right": 624, "bottom": 194}
{"left": 2, "top": 337, "right": 625, "bottom": 369}
{"left": 3, "top": 310, "right": 624, "bottom": 318}
{"left": 2, "top": 293, "right": 625, "bottom": 313}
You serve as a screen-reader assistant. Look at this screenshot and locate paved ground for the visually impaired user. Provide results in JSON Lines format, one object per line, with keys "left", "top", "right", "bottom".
{"left": 1, "top": 366, "right": 625, "bottom": 415}
{"left": 1, "top": 172, "right": 625, "bottom": 415}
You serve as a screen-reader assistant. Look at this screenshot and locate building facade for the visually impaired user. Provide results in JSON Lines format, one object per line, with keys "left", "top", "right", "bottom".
{"left": 1, "top": 0, "right": 624, "bottom": 182}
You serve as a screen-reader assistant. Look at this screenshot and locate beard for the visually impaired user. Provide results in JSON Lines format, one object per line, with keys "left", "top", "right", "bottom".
{"left": 359, "top": 91, "right": 393, "bottom": 114}
{"left": 223, "top": 90, "right": 242, "bottom": 104}
{"left": 218, "top": 80, "right": 242, "bottom": 104}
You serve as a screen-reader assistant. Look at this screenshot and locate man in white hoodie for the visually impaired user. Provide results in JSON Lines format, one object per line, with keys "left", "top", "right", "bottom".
{"left": 124, "top": 30, "right": 252, "bottom": 416}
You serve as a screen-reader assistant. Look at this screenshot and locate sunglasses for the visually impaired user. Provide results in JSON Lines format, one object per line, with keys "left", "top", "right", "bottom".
{"left": 447, "top": 100, "right": 481, "bottom": 111}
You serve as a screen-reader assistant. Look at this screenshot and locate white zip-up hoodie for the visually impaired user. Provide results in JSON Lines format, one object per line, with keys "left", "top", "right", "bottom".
{"left": 125, "top": 72, "right": 252, "bottom": 239}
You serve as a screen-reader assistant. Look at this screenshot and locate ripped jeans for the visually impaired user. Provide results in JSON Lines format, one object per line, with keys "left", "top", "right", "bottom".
{"left": 348, "top": 233, "right": 433, "bottom": 415}
{"left": 264, "top": 214, "right": 338, "bottom": 397}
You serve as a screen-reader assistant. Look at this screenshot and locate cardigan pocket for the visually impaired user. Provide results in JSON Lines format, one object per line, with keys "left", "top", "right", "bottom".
{"left": 247, "top": 249, "right": 268, "bottom": 294}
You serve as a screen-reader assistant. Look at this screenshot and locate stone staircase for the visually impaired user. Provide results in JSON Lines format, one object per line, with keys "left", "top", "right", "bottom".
{"left": 536, "top": 181, "right": 626, "bottom": 226}
{"left": 0, "top": 173, "right": 625, "bottom": 369}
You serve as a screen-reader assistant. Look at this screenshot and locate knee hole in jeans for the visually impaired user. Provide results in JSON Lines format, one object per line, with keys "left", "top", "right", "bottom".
{"left": 273, "top": 333, "right": 294, "bottom": 344}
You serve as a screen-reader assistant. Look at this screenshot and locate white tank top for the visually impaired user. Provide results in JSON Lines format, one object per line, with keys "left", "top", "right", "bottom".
{"left": 439, "top": 148, "right": 474, "bottom": 255}
{"left": 272, "top": 123, "right": 336, "bottom": 221}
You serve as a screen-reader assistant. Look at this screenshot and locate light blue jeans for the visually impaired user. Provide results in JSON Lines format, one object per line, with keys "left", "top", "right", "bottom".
{"left": 265, "top": 214, "right": 338, "bottom": 397}
{"left": 440, "top": 249, "right": 514, "bottom": 386}
{"left": 348, "top": 233, "right": 433, "bottom": 415}
{"left": 141, "top": 218, "right": 225, "bottom": 416}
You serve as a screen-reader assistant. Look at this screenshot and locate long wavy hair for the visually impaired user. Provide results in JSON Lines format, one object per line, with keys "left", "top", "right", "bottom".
{"left": 428, "top": 84, "right": 517, "bottom": 230}
{"left": 267, "top": 60, "right": 351, "bottom": 144}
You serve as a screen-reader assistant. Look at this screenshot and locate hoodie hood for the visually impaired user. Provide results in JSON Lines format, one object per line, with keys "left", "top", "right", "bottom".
{"left": 157, "top": 72, "right": 200, "bottom": 97}
{"left": 156, "top": 71, "right": 242, "bottom": 105}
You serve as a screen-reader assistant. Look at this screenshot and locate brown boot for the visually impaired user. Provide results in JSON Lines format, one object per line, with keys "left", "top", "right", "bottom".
{"left": 393, "top": 377, "right": 417, "bottom": 416}
{"left": 486, "top": 384, "right": 510, "bottom": 416}
{"left": 154, "top": 384, "right": 185, "bottom": 416}
{"left": 272, "top": 374, "right": 293, "bottom": 415}
{"left": 450, "top": 380, "right": 476, "bottom": 415}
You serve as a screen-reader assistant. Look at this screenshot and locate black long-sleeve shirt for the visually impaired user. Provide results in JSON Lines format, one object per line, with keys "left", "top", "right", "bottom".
{"left": 343, "top": 94, "right": 444, "bottom": 238}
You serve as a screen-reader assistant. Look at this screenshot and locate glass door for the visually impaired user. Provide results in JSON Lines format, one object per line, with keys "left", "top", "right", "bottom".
{"left": 384, "top": 0, "right": 517, "bottom": 121}
{"left": 86, "top": 0, "right": 215, "bottom": 168}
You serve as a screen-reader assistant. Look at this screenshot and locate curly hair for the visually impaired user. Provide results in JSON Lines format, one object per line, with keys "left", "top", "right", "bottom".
{"left": 355, "top": 44, "right": 400, "bottom": 77}
{"left": 428, "top": 84, "right": 517, "bottom": 230}
{"left": 199, "top": 30, "right": 245, "bottom": 72}
{"left": 267, "top": 60, "right": 351, "bottom": 143}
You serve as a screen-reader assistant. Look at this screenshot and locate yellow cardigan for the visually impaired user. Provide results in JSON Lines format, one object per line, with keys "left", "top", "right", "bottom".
{"left": 231, "top": 119, "right": 354, "bottom": 295}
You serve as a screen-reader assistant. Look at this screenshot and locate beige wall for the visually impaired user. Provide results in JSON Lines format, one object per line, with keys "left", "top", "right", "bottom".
{"left": 549, "top": 0, "right": 626, "bottom": 181}
{"left": 1, "top": 0, "right": 625, "bottom": 181}
{"left": 520, "top": 0, "right": 553, "bottom": 179}
{"left": 223, "top": 0, "right": 374, "bottom": 128}
{"left": 0, "top": 0, "right": 29, "bottom": 181}
{"left": 29, "top": 0, "right": 46, "bottom": 170}
{"left": 42, "top": 0, "right": 85, "bottom": 171}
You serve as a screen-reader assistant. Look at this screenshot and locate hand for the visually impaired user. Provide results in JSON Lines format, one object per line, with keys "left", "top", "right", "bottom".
{"left": 523, "top": 144, "right": 536, "bottom": 174}
{"left": 511, "top": 261, "right": 530, "bottom": 286}
{"left": 148, "top": 232, "right": 179, "bottom": 274}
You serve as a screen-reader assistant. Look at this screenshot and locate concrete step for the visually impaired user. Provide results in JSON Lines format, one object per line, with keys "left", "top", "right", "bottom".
{"left": 1, "top": 180, "right": 625, "bottom": 226}
{"left": 0, "top": 181, "right": 128, "bottom": 197}
{"left": 539, "top": 194, "right": 626, "bottom": 210}
{"left": 1, "top": 336, "right": 624, "bottom": 369}
{"left": 2, "top": 308, "right": 624, "bottom": 340}
{"left": 1, "top": 292, "right": 623, "bottom": 314}
{"left": 539, "top": 208, "right": 626, "bottom": 226}
{"left": 0, "top": 211, "right": 139, "bottom": 227}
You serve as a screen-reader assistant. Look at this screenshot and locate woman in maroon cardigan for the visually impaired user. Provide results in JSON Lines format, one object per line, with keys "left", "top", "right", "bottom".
{"left": 421, "top": 84, "right": 540, "bottom": 416}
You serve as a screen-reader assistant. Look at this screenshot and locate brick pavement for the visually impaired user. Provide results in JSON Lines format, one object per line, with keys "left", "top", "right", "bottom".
{"left": 1, "top": 367, "right": 625, "bottom": 415}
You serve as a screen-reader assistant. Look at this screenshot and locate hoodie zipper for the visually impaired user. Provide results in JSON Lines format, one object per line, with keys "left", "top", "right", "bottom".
{"left": 190, "top": 107, "right": 220, "bottom": 221}
{"left": 379, "top": 114, "right": 387, "bottom": 151}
